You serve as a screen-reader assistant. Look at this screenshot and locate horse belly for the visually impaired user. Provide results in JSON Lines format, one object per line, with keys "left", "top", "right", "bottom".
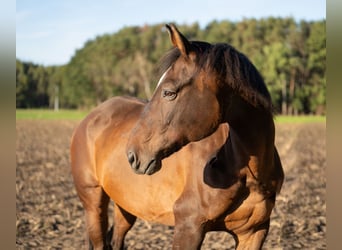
{"left": 94, "top": 114, "right": 187, "bottom": 226}
{"left": 104, "top": 174, "right": 177, "bottom": 225}
{"left": 101, "top": 154, "right": 184, "bottom": 226}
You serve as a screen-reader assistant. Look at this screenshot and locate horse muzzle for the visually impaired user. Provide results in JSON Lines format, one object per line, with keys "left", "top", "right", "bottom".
{"left": 127, "top": 150, "right": 162, "bottom": 175}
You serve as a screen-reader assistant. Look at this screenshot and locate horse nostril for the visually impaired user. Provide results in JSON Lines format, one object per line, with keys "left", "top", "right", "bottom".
{"left": 127, "top": 151, "right": 137, "bottom": 168}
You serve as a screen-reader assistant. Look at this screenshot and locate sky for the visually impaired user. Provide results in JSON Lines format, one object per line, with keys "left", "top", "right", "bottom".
{"left": 16, "top": 0, "right": 326, "bottom": 66}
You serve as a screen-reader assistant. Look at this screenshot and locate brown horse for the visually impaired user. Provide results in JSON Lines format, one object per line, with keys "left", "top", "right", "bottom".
{"left": 71, "top": 24, "right": 284, "bottom": 250}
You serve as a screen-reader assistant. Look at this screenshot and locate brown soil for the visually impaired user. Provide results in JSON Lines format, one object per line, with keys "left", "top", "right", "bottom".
{"left": 16, "top": 120, "right": 326, "bottom": 249}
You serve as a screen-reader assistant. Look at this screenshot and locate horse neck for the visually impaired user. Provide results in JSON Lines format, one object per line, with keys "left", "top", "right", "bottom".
{"left": 222, "top": 94, "right": 275, "bottom": 180}
{"left": 223, "top": 94, "right": 274, "bottom": 144}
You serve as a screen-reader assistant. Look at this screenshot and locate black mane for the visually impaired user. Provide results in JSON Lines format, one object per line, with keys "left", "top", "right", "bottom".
{"left": 159, "top": 41, "right": 273, "bottom": 113}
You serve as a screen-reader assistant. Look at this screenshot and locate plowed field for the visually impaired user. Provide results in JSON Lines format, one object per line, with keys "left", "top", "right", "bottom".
{"left": 16, "top": 120, "right": 326, "bottom": 249}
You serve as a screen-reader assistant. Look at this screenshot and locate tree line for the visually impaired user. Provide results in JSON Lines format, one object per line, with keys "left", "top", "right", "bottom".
{"left": 16, "top": 18, "right": 326, "bottom": 115}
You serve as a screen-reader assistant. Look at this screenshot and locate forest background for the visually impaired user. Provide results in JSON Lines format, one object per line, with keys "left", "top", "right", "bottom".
{"left": 16, "top": 18, "right": 326, "bottom": 115}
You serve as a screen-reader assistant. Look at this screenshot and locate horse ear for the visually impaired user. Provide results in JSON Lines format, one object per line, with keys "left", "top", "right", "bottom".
{"left": 165, "top": 24, "right": 191, "bottom": 57}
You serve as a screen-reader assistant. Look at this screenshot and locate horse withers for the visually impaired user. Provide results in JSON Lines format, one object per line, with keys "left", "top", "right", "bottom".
{"left": 71, "top": 24, "right": 284, "bottom": 249}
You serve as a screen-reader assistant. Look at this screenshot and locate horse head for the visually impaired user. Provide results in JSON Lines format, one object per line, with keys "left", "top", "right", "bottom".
{"left": 126, "top": 24, "right": 223, "bottom": 175}
{"left": 126, "top": 24, "right": 272, "bottom": 175}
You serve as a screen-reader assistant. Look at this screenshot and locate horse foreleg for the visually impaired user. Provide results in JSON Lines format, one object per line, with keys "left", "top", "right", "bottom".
{"left": 81, "top": 186, "right": 110, "bottom": 250}
{"left": 172, "top": 221, "right": 205, "bottom": 250}
{"left": 234, "top": 219, "right": 270, "bottom": 250}
{"left": 172, "top": 199, "right": 206, "bottom": 250}
{"left": 110, "top": 204, "right": 136, "bottom": 250}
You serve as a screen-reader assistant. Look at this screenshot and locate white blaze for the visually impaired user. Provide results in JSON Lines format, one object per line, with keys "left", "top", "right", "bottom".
{"left": 155, "top": 67, "right": 171, "bottom": 90}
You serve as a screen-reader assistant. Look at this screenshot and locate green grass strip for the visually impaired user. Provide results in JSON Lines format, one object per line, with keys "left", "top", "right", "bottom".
{"left": 274, "top": 115, "right": 326, "bottom": 123}
{"left": 16, "top": 109, "right": 89, "bottom": 120}
{"left": 16, "top": 109, "right": 326, "bottom": 124}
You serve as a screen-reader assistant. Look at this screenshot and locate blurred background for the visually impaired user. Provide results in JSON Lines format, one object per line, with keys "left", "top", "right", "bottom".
{"left": 16, "top": 0, "right": 326, "bottom": 115}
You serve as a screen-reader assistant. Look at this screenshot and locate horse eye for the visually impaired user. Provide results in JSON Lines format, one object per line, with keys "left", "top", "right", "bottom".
{"left": 162, "top": 89, "right": 177, "bottom": 100}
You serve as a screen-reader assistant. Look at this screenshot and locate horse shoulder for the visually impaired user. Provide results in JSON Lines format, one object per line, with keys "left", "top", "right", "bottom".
{"left": 71, "top": 97, "right": 145, "bottom": 187}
